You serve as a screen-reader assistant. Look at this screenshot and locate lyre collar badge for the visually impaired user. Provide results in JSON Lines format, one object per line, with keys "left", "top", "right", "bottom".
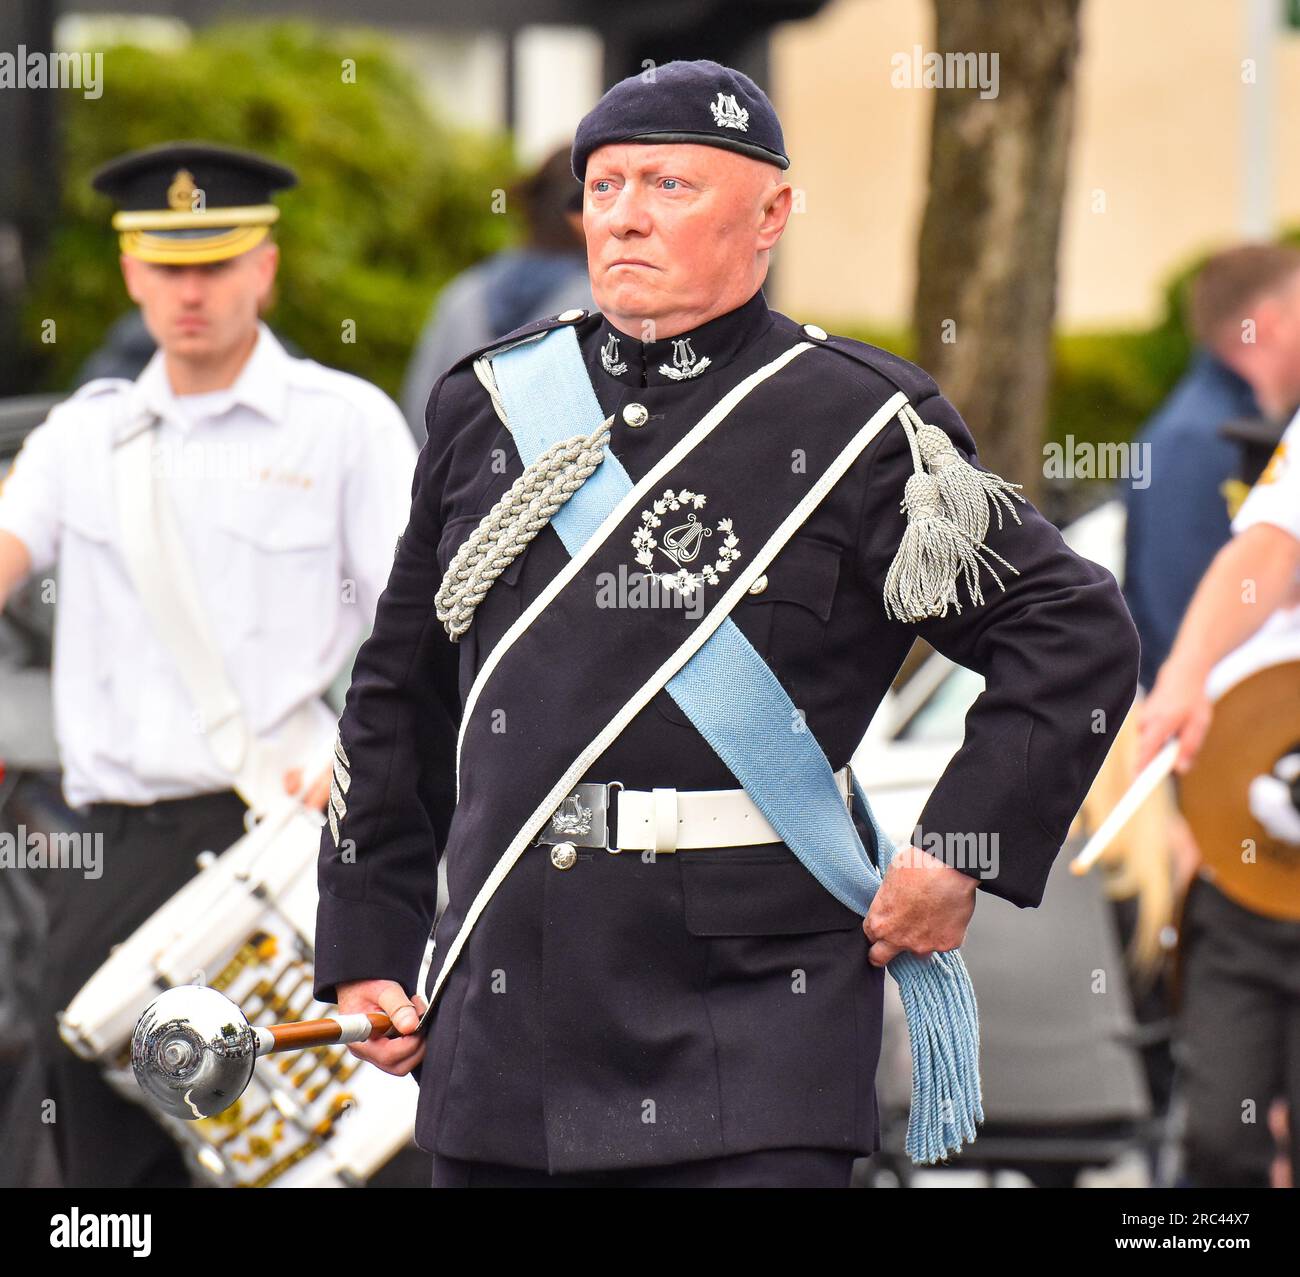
{"left": 601, "top": 332, "right": 627, "bottom": 376}
{"left": 659, "top": 337, "right": 711, "bottom": 381}
{"left": 632, "top": 488, "right": 741, "bottom": 597}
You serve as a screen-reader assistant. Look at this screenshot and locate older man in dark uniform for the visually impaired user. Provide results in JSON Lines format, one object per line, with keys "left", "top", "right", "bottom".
{"left": 313, "top": 60, "right": 1140, "bottom": 1188}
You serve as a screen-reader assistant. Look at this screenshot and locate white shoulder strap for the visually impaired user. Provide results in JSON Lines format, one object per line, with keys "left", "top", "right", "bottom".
{"left": 111, "top": 412, "right": 319, "bottom": 816}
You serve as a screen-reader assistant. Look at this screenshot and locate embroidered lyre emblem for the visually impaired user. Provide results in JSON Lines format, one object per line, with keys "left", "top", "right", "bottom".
{"left": 600, "top": 333, "right": 627, "bottom": 376}
{"left": 662, "top": 513, "right": 711, "bottom": 564}
{"left": 632, "top": 488, "right": 741, "bottom": 596}
{"left": 658, "top": 337, "right": 711, "bottom": 381}
{"left": 709, "top": 92, "right": 750, "bottom": 132}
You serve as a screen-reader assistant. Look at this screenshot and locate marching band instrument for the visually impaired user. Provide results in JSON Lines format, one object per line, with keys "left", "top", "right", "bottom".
{"left": 1073, "top": 662, "right": 1300, "bottom": 922}
{"left": 58, "top": 802, "right": 419, "bottom": 1187}
{"left": 1177, "top": 660, "right": 1300, "bottom": 921}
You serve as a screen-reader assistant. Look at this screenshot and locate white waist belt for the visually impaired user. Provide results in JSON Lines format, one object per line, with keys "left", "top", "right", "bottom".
{"left": 533, "top": 765, "right": 854, "bottom": 854}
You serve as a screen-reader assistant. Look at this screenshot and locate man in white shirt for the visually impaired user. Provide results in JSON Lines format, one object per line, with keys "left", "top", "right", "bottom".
{"left": 0, "top": 142, "right": 417, "bottom": 1186}
{"left": 1139, "top": 369, "right": 1300, "bottom": 1186}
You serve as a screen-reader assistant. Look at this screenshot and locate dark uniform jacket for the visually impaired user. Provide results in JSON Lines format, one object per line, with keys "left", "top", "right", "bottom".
{"left": 314, "top": 287, "right": 1140, "bottom": 1173}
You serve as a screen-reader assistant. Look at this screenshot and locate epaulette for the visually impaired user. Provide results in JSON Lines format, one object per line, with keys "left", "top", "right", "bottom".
{"left": 797, "top": 320, "right": 1029, "bottom": 624}
{"left": 793, "top": 323, "right": 939, "bottom": 405}
{"left": 67, "top": 376, "right": 133, "bottom": 402}
{"left": 442, "top": 307, "right": 593, "bottom": 383}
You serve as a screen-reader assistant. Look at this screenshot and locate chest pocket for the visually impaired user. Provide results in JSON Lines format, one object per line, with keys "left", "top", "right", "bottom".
{"left": 215, "top": 500, "right": 338, "bottom": 637}
{"left": 62, "top": 504, "right": 115, "bottom": 552}
{"left": 680, "top": 844, "right": 861, "bottom": 935}
{"left": 655, "top": 533, "right": 843, "bottom": 730}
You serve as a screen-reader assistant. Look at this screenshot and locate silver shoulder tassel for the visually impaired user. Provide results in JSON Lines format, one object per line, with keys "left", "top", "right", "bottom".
{"left": 882, "top": 402, "right": 1027, "bottom": 623}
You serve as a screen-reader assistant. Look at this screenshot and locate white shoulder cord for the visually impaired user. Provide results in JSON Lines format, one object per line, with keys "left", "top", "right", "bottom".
{"left": 433, "top": 356, "right": 613, "bottom": 641}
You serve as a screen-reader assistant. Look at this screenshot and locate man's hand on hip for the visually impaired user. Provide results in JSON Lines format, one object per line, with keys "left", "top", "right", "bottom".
{"left": 335, "top": 979, "right": 427, "bottom": 1075}
{"left": 862, "top": 845, "right": 978, "bottom": 967}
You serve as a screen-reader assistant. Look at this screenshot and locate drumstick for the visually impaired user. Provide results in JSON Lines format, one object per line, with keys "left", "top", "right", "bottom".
{"left": 1069, "top": 738, "right": 1178, "bottom": 875}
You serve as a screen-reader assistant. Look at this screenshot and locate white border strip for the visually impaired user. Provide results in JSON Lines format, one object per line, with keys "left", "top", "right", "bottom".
{"left": 454, "top": 340, "right": 814, "bottom": 794}
{"left": 418, "top": 388, "right": 907, "bottom": 1026}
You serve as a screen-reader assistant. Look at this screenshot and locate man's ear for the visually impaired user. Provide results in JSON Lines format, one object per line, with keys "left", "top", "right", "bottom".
{"left": 757, "top": 182, "right": 793, "bottom": 251}
{"left": 120, "top": 254, "right": 144, "bottom": 304}
{"left": 254, "top": 239, "right": 280, "bottom": 310}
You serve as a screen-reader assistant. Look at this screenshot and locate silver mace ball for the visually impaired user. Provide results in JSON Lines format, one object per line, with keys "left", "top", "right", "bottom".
{"left": 131, "top": 986, "right": 397, "bottom": 1122}
{"left": 131, "top": 985, "right": 257, "bottom": 1121}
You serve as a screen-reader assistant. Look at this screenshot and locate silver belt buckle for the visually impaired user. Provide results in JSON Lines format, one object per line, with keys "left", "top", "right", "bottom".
{"left": 534, "top": 781, "right": 624, "bottom": 850}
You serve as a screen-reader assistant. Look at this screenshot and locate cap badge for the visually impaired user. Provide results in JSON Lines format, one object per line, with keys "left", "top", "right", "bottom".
{"left": 709, "top": 91, "right": 750, "bottom": 132}
{"left": 659, "top": 337, "right": 711, "bottom": 381}
{"left": 601, "top": 332, "right": 628, "bottom": 376}
{"left": 167, "top": 168, "right": 200, "bottom": 212}
{"left": 632, "top": 491, "right": 741, "bottom": 598}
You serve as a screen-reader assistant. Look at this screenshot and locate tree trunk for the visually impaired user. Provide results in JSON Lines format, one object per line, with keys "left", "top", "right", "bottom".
{"left": 913, "top": 0, "right": 1083, "bottom": 502}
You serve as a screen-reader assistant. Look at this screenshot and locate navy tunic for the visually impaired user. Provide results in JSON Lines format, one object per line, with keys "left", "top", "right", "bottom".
{"left": 314, "top": 286, "right": 1140, "bottom": 1172}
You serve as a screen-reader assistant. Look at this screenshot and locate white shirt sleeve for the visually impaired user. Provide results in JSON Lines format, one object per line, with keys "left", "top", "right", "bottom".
{"left": 1232, "top": 409, "right": 1300, "bottom": 542}
{"left": 340, "top": 390, "right": 420, "bottom": 622}
{"left": 0, "top": 407, "right": 67, "bottom": 576}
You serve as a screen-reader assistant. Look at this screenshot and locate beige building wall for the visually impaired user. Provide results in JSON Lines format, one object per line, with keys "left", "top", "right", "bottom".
{"left": 771, "top": 0, "right": 1300, "bottom": 331}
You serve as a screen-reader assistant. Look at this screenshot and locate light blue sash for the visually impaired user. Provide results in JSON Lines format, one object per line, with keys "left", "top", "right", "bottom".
{"left": 490, "top": 325, "right": 982, "bottom": 1164}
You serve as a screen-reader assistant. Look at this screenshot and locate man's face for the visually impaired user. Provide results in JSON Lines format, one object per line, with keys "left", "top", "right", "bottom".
{"left": 120, "top": 240, "right": 278, "bottom": 361}
{"left": 583, "top": 142, "right": 788, "bottom": 333}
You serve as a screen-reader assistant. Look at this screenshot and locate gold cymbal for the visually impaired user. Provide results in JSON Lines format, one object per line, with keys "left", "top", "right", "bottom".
{"left": 1180, "top": 660, "right": 1300, "bottom": 920}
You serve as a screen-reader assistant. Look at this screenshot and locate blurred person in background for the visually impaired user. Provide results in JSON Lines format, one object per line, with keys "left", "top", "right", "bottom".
{"left": 1119, "top": 246, "right": 1300, "bottom": 692}
{"left": 1113, "top": 247, "right": 1300, "bottom": 1181}
{"left": 400, "top": 144, "right": 592, "bottom": 442}
{"left": 1137, "top": 247, "right": 1300, "bottom": 1185}
{"left": 0, "top": 141, "right": 417, "bottom": 1187}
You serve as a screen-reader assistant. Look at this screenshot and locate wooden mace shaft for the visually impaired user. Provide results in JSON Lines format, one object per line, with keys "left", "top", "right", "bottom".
{"left": 255, "top": 1012, "right": 396, "bottom": 1057}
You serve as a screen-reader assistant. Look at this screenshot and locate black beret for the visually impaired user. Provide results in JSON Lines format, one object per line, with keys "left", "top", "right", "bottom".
{"left": 572, "top": 59, "right": 789, "bottom": 180}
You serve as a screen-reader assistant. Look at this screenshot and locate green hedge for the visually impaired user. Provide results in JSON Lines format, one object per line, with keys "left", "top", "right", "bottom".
{"left": 24, "top": 21, "right": 520, "bottom": 397}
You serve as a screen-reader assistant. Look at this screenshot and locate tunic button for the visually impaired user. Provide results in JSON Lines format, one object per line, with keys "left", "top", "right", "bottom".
{"left": 557, "top": 309, "right": 586, "bottom": 323}
{"left": 802, "top": 323, "right": 829, "bottom": 341}
{"left": 550, "top": 842, "right": 578, "bottom": 870}
{"left": 747, "top": 574, "right": 768, "bottom": 595}
{"left": 622, "top": 402, "right": 649, "bottom": 428}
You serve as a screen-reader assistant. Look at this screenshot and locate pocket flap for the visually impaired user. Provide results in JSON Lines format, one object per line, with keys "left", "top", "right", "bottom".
{"left": 750, "top": 535, "right": 841, "bottom": 620}
{"left": 218, "top": 506, "right": 334, "bottom": 552}
{"left": 680, "top": 846, "right": 861, "bottom": 936}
